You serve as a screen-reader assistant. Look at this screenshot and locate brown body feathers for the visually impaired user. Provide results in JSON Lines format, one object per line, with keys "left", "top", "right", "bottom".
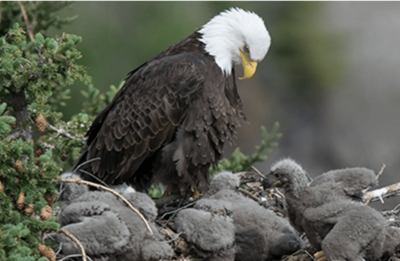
{"left": 73, "top": 32, "right": 245, "bottom": 193}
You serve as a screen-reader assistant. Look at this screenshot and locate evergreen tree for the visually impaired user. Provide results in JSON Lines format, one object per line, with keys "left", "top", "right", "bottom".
{"left": 0, "top": 2, "right": 94, "bottom": 260}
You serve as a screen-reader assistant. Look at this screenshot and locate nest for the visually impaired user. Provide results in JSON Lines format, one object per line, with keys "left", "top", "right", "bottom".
{"left": 155, "top": 170, "right": 400, "bottom": 261}
{"left": 48, "top": 169, "right": 400, "bottom": 261}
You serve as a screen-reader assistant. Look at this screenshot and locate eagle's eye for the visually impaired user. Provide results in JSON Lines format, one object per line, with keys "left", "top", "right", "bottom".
{"left": 243, "top": 45, "right": 250, "bottom": 53}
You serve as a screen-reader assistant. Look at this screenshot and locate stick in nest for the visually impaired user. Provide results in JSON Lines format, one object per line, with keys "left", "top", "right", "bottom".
{"left": 363, "top": 181, "right": 400, "bottom": 205}
{"left": 281, "top": 248, "right": 316, "bottom": 261}
{"left": 238, "top": 187, "right": 259, "bottom": 202}
{"left": 376, "top": 164, "right": 386, "bottom": 180}
{"left": 251, "top": 166, "right": 266, "bottom": 179}
{"left": 61, "top": 178, "right": 153, "bottom": 235}
{"left": 57, "top": 228, "right": 87, "bottom": 261}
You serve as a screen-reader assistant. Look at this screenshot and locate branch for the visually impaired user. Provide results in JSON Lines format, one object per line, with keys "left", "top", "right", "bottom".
{"left": 363, "top": 182, "right": 400, "bottom": 205}
{"left": 251, "top": 166, "right": 265, "bottom": 179}
{"left": 17, "top": 1, "right": 34, "bottom": 41}
{"left": 61, "top": 178, "right": 153, "bottom": 235}
{"left": 57, "top": 228, "right": 87, "bottom": 261}
{"left": 47, "top": 122, "right": 86, "bottom": 143}
{"left": 238, "top": 187, "right": 260, "bottom": 202}
{"left": 376, "top": 164, "right": 386, "bottom": 180}
{"left": 159, "top": 227, "right": 189, "bottom": 254}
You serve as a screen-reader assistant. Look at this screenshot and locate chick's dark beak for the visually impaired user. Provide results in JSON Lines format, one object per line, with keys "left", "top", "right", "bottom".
{"left": 263, "top": 171, "right": 280, "bottom": 190}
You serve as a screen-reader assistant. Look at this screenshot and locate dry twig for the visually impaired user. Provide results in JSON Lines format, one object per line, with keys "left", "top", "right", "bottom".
{"left": 17, "top": 1, "right": 34, "bottom": 41}
{"left": 57, "top": 228, "right": 87, "bottom": 261}
{"left": 61, "top": 178, "right": 153, "bottom": 235}
{"left": 251, "top": 165, "right": 266, "bottom": 179}
{"left": 47, "top": 122, "right": 87, "bottom": 143}
{"left": 376, "top": 164, "right": 386, "bottom": 180}
{"left": 238, "top": 187, "right": 259, "bottom": 202}
{"left": 282, "top": 248, "right": 316, "bottom": 261}
{"left": 159, "top": 227, "right": 189, "bottom": 253}
{"left": 363, "top": 182, "right": 400, "bottom": 205}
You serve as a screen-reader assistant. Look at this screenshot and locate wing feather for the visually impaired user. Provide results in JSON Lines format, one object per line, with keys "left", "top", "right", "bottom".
{"left": 74, "top": 52, "right": 205, "bottom": 187}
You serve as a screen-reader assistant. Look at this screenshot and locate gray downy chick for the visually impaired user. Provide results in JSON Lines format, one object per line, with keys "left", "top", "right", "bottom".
{"left": 194, "top": 171, "right": 305, "bottom": 261}
{"left": 175, "top": 208, "right": 236, "bottom": 261}
{"left": 57, "top": 181, "right": 173, "bottom": 261}
{"left": 264, "top": 158, "right": 399, "bottom": 261}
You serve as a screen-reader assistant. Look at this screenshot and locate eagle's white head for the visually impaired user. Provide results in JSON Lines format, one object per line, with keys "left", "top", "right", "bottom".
{"left": 199, "top": 7, "right": 271, "bottom": 80}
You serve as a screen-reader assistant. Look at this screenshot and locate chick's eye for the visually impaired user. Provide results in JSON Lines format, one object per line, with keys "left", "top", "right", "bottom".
{"left": 243, "top": 45, "right": 249, "bottom": 53}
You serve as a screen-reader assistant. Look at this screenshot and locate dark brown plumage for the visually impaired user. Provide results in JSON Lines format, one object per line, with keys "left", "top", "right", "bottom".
{"left": 73, "top": 8, "right": 271, "bottom": 194}
{"left": 75, "top": 35, "right": 242, "bottom": 193}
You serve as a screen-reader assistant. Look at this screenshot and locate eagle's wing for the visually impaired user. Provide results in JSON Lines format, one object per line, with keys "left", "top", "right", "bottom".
{"left": 75, "top": 53, "right": 207, "bottom": 186}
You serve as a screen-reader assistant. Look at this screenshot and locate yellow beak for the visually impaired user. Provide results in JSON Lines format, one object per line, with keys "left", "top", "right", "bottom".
{"left": 238, "top": 49, "right": 258, "bottom": 80}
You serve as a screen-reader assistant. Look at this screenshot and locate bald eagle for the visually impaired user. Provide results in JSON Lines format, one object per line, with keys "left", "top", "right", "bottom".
{"left": 74, "top": 8, "right": 271, "bottom": 194}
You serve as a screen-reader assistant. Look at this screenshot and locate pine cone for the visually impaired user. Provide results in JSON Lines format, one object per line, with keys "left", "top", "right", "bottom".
{"left": 24, "top": 203, "right": 34, "bottom": 218}
{"left": 39, "top": 244, "right": 56, "bottom": 261}
{"left": 34, "top": 158, "right": 41, "bottom": 166}
{"left": 59, "top": 153, "right": 68, "bottom": 161}
{"left": 44, "top": 192, "right": 55, "bottom": 205}
{"left": 15, "top": 159, "right": 23, "bottom": 174}
{"left": 9, "top": 121, "right": 16, "bottom": 130}
{"left": 35, "top": 114, "right": 47, "bottom": 133}
{"left": 40, "top": 205, "right": 52, "bottom": 220}
{"left": 16, "top": 192, "right": 25, "bottom": 210}
{"left": 34, "top": 147, "right": 44, "bottom": 158}
{"left": 0, "top": 181, "right": 3, "bottom": 193}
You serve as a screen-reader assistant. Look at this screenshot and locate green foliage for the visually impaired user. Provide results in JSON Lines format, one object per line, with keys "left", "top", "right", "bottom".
{"left": 0, "top": 2, "right": 77, "bottom": 37}
{"left": 0, "top": 2, "right": 90, "bottom": 260}
{"left": 81, "top": 81, "right": 124, "bottom": 116}
{"left": 0, "top": 103, "right": 16, "bottom": 134}
{"left": 211, "top": 122, "right": 282, "bottom": 175}
{"left": 0, "top": 133, "right": 61, "bottom": 260}
{"left": 148, "top": 184, "right": 163, "bottom": 199}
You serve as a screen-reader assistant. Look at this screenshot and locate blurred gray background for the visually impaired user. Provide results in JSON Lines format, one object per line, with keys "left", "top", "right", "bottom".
{"left": 56, "top": 2, "right": 400, "bottom": 209}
